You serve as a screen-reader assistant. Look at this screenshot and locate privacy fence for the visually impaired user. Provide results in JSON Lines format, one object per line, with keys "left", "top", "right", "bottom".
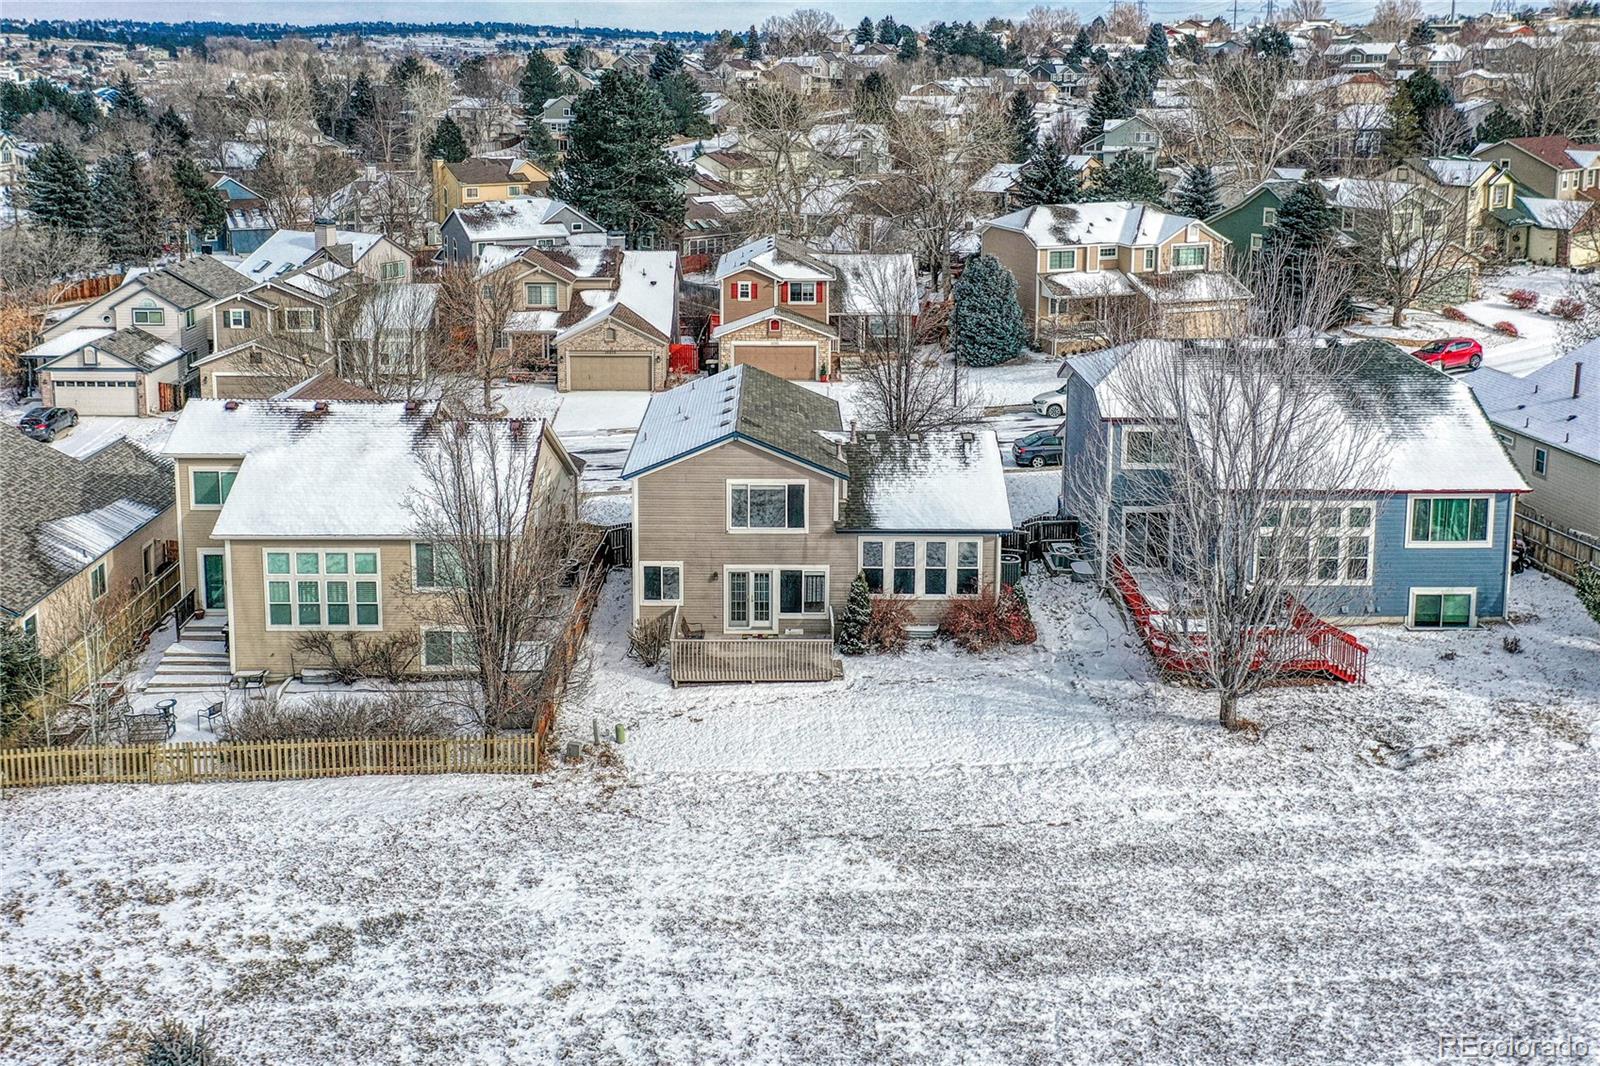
{"left": 1515, "top": 511, "right": 1599, "bottom": 585}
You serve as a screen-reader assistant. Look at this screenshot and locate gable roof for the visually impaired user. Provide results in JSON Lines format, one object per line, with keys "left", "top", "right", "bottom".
{"left": 107, "top": 257, "right": 253, "bottom": 312}
{"left": 239, "top": 227, "right": 388, "bottom": 280}
{"left": 444, "top": 156, "right": 543, "bottom": 185}
{"left": 622, "top": 365, "right": 847, "bottom": 480}
{"left": 39, "top": 326, "right": 184, "bottom": 372}
{"left": 554, "top": 250, "right": 677, "bottom": 345}
{"left": 815, "top": 253, "right": 918, "bottom": 315}
{"left": 838, "top": 430, "right": 1012, "bottom": 533}
{"left": 715, "top": 235, "right": 836, "bottom": 282}
{"left": 449, "top": 197, "right": 592, "bottom": 242}
{"left": 711, "top": 305, "right": 839, "bottom": 341}
{"left": 1496, "top": 136, "right": 1600, "bottom": 170}
{"left": 983, "top": 201, "right": 1205, "bottom": 248}
{"left": 1470, "top": 344, "right": 1597, "bottom": 462}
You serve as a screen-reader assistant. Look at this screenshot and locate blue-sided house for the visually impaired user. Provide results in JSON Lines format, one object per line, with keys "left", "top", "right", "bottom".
{"left": 1057, "top": 341, "right": 1530, "bottom": 629}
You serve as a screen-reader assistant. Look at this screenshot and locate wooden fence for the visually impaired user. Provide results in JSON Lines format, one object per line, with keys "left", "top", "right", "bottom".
{"left": 0, "top": 735, "right": 540, "bottom": 790}
{"left": 1515, "top": 511, "right": 1599, "bottom": 585}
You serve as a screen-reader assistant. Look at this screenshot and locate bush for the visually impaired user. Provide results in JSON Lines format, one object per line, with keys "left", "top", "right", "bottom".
{"left": 1507, "top": 288, "right": 1538, "bottom": 310}
{"left": 220, "top": 688, "right": 460, "bottom": 743}
{"left": 863, "top": 596, "right": 914, "bottom": 654}
{"left": 1493, "top": 320, "right": 1519, "bottom": 336}
{"left": 1502, "top": 635, "right": 1523, "bottom": 655}
{"left": 939, "top": 585, "right": 1038, "bottom": 652}
{"left": 142, "top": 1018, "right": 228, "bottom": 1065}
{"left": 835, "top": 571, "right": 872, "bottom": 655}
{"left": 291, "top": 631, "right": 418, "bottom": 683}
{"left": 1441, "top": 306, "right": 1469, "bottom": 321}
{"left": 1551, "top": 296, "right": 1585, "bottom": 321}
{"left": 627, "top": 613, "right": 673, "bottom": 668}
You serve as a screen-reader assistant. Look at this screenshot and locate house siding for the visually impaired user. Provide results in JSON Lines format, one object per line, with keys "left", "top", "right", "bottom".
{"left": 21, "top": 507, "right": 177, "bottom": 656}
{"left": 1494, "top": 427, "right": 1600, "bottom": 536}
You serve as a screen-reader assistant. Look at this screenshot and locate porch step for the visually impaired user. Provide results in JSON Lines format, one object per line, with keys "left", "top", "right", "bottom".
{"left": 145, "top": 673, "right": 233, "bottom": 693}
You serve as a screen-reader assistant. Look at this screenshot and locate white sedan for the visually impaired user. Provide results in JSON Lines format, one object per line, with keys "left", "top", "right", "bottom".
{"left": 1031, "top": 385, "right": 1070, "bottom": 418}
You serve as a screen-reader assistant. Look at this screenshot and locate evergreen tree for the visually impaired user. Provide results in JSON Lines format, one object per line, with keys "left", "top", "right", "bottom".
{"left": 424, "top": 116, "right": 469, "bottom": 163}
{"left": 110, "top": 69, "right": 148, "bottom": 122}
{"left": 743, "top": 25, "right": 762, "bottom": 61}
{"left": 1170, "top": 163, "right": 1220, "bottom": 220}
{"left": 649, "top": 41, "right": 684, "bottom": 81}
{"left": 877, "top": 16, "right": 901, "bottom": 44}
{"left": 170, "top": 155, "right": 225, "bottom": 240}
{"left": 1383, "top": 90, "right": 1422, "bottom": 163}
{"left": 0, "top": 626, "right": 55, "bottom": 737}
{"left": 1089, "top": 152, "right": 1166, "bottom": 206}
{"left": 23, "top": 142, "right": 93, "bottom": 236}
{"left": 522, "top": 119, "right": 560, "bottom": 169}
{"left": 656, "top": 72, "right": 712, "bottom": 137}
{"left": 1085, "top": 66, "right": 1131, "bottom": 143}
{"left": 94, "top": 147, "right": 163, "bottom": 264}
{"left": 835, "top": 572, "right": 872, "bottom": 655}
{"left": 1067, "top": 27, "right": 1092, "bottom": 63}
{"left": 553, "top": 70, "right": 686, "bottom": 248}
{"left": 1259, "top": 181, "right": 1348, "bottom": 328}
{"left": 1142, "top": 23, "right": 1170, "bottom": 71}
{"left": 151, "top": 106, "right": 191, "bottom": 157}
{"left": 853, "top": 71, "right": 894, "bottom": 122}
{"left": 897, "top": 32, "right": 919, "bottom": 61}
{"left": 1006, "top": 90, "right": 1038, "bottom": 163}
{"left": 338, "top": 71, "right": 377, "bottom": 143}
{"left": 519, "top": 51, "right": 568, "bottom": 111}
{"left": 390, "top": 54, "right": 426, "bottom": 90}
{"left": 1478, "top": 104, "right": 1524, "bottom": 144}
{"left": 1016, "top": 133, "right": 1082, "bottom": 207}
{"left": 855, "top": 17, "right": 876, "bottom": 45}
{"left": 1174, "top": 33, "right": 1202, "bottom": 63}
{"left": 1408, "top": 21, "right": 1435, "bottom": 45}
{"left": 1577, "top": 566, "right": 1600, "bottom": 629}
{"left": 563, "top": 44, "right": 590, "bottom": 70}
{"left": 1401, "top": 68, "right": 1452, "bottom": 128}
{"left": 951, "top": 254, "right": 1025, "bottom": 367}
{"left": 140, "top": 1018, "right": 224, "bottom": 1066}
{"left": 1250, "top": 25, "right": 1294, "bottom": 60}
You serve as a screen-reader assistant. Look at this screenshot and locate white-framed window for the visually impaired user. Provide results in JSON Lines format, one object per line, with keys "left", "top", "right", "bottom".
{"left": 380, "top": 260, "right": 405, "bottom": 281}
{"left": 82, "top": 347, "right": 98, "bottom": 365}
{"left": 779, "top": 568, "right": 828, "bottom": 615}
{"left": 132, "top": 301, "right": 165, "bottom": 326}
{"left": 1250, "top": 234, "right": 1264, "bottom": 253}
{"left": 22, "top": 614, "right": 37, "bottom": 642}
{"left": 227, "top": 309, "right": 251, "bottom": 329}
{"left": 787, "top": 280, "right": 818, "bottom": 304}
{"left": 865, "top": 315, "right": 898, "bottom": 339}
{"left": 857, "top": 538, "right": 980, "bottom": 597}
{"left": 1142, "top": 247, "right": 1156, "bottom": 270}
{"left": 1533, "top": 447, "right": 1548, "bottom": 477}
{"left": 1121, "top": 508, "right": 1171, "bottom": 571}
{"left": 1263, "top": 207, "right": 1278, "bottom": 226}
{"left": 465, "top": 186, "right": 479, "bottom": 198}
{"left": 1406, "top": 495, "right": 1493, "bottom": 548}
{"left": 736, "top": 281, "right": 753, "bottom": 300}
{"left": 1257, "top": 501, "right": 1375, "bottom": 585}
{"left": 524, "top": 282, "right": 557, "bottom": 307}
{"left": 506, "top": 185, "right": 521, "bottom": 196}
{"left": 185, "top": 309, "right": 196, "bottom": 328}
{"left": 1495, "top": 431, "right": 1515, "bottom": 450}
{"left": 1409, "top": 587, "right": 1476, "bottom": 629}
{"left": 1172, "top": 245, "right": 1208, "bottom": 270}
{"left": 421, "top": 627, "right": 476, "bottom": 670}
{"left": 190, "top": 468, "right": 237, "bottom": 508}
{"left": 641, "top": 562, "right": 683, "bottom": 604}
{"left": 412, "top": 541, "right": 465, "bottom": 590}
{"left": 728, "top": 480, "right": 807, "bottom": 532}
{"left": 1121, "top": 426, "right": 1170, "bottom": 470}
{"left": 283, "top": 308, "right": 316, "bottom": 332}
{"left": 570, "top": 221, "right": 585, "bottom": 231}
{"left": 725, "top": 569, "right": 773, "bottom": 630}
{"left": 90, "top": 561, "right": 107, "bottom": 600}
{"left": 1047, "top": 249, "right": 1076, "bottom": 270}
{"left": 264, "top": 548, "right": 381, "bottom": 629}
{"left": 1491, "top": 185, "right": 1508, "bottom": 208}
{"left": 1098, "top": 245, "right": 1118, "bottom": 261}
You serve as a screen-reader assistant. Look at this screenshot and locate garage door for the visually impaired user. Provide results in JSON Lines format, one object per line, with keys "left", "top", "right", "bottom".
{"left": 568, "top": 353, "right": 653, "bottom": 391}
{"left": 731, "top": 344, "right": 817, "bottom": 380}
{"left": 51, "top": 379, "right": 139, "bottom": 416}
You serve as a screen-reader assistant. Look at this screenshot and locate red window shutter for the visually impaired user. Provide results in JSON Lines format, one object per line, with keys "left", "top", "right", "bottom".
{"left": 816, "top": 281, "right": 825, "bottom": 307}
{"left": 729, "top": 281, "right": 737, "bottom": 299}
{"left": 780, "top": 281, "right": 789, "bottom": 302}
{"left": 752, "top": 282, "right": 759, "bottom": 300}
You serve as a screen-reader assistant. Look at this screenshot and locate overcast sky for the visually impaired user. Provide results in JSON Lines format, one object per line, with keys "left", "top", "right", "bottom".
{"left": 4, "top": 0, "right": 1497, "bottom": 32}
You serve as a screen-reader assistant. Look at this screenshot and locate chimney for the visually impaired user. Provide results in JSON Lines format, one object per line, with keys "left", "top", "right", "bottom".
{"left": 313, "top": 217, "right": 335, "bottom": 250}
{"left": 313, "top": 401, "right": 330, "bottom": 413}
{"left": 1574, "top": 361, "right": 1584, "bottom": 399}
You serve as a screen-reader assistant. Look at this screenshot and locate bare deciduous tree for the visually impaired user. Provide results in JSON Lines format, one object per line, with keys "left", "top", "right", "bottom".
{"left": 0, "top": 224, "right": 107, "bottom": 384}
{"left": 1344, "top": 179, "right": 1476, "bottom": 326}
{"left": 1489, "top": 32, "right": 1600, "bottom": 138}
{"left": 1368, "top": 0, "right": 1423, "bottom": 41}
{"left": 1189, "top": 54, "right": 1338, "bottom": 182}
{"left": 437, "top": 260, "right": 520, "bottom": 411}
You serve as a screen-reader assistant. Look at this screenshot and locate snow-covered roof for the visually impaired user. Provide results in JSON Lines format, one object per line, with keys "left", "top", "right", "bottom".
{"left": 22, "top": 327, "right": 112, "bottom": 361}
{"left": 36, "top": 500, "right": 162, "bottom": 570}
{"left": 239, "top": 228, "right": 384, "bottom": 280}
{"left": 1423, "top": 157, "right": 1496, "bottom": 187}
{"left": 1041, "top": 270, "right": 1139, "bottom": 298}
{"left": 554, "top": 250, "right": 678, "bottom": 345}
{"left": 350, "top": 284, "right": 439, "bottom": 339}
{"left": 983, "top": 202, "right": 1204, "bottom": 249}
{"left": 449, "top": 197, "right": 576, "bottom": 242}
{"left": 1126, "top": 270, "right": 1252, "bottom": 305}
{"left": 838, "top": 430, "right": 1013, "bottom": 533}
{"left": 1518, "top": 196, "right": 1592, "bottom": 231}
{"left": 1064, "top": 340, "right": 1528, "bottom": 494}
{"left": 1470, "top": 344, "right": 1597, "bottom": 461}
{"left": 715, "top": 235, "right": 834, "bottom": 282}
{"left": 972, "top": 162, "right": 1023, "bottom": 194}
{"left": 711, "top": 306, "right": 838, "bottom": 341}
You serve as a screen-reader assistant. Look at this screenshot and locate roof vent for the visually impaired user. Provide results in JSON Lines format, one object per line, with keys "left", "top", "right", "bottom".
{"left": 313, "top": 401, "right": 330, "bottom": 412}
{"left": 223, "top": 400, "right": 240, "bottom": 411}
{"left": 404, "top": 399, "right": 422, "bottom": 414}
{"left": 961, "top": 430, "right": 976, "bottom": 442}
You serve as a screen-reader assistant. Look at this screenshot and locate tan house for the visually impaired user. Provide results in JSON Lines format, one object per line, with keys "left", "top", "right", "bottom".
{"left": 238, "top": 220, "right": 413, "bottom": 287}
{"left": 196, "top": 267, "right": 347, "bottom": 399}
{"left": 2, "top": 430, "right": 177, "bottom": 656}
{"left": 161, "top": 399, "right": 580, "bottom": 679}
{"left": 34, "top": 327, "right": 189, "bottom": 416}
{"left": 431, "top": 156, "right": 552, "bottom": 224}
{"left": 980, "top": 201, "right": 1250, "bottom": 355}
{"left": 1385, "top": 156, "right": 1517, "bottom": 251}
{"left": 1472, "top": 136, "right": 1600, "bottom": 202}
{"left": 621, "top": 366, "right": 1013, "bottom": 653}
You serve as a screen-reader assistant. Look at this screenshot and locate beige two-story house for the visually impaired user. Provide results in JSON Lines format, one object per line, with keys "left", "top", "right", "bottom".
{"left": 981, "top": 201, "right": 1250, "bottom": 355}
{"left": 621, "top": 366, "right": 1013, "bottom": 645}
{"left": 1473, "top": 136, "right": 1600, "bottom": 201}
{"left": 161, "top": 398, "right": 580, "bottom": 678}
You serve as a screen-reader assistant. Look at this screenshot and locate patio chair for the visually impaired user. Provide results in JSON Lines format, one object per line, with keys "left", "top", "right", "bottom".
{"left": 198, "top": 701, "right": 226, "bottom": 732}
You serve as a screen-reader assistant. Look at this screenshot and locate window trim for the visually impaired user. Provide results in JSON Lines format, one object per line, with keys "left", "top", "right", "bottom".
{"left": 1120, "top": 425, "right": 1171, "bottom": 470}
{"left": 856, "top": 537, "right": 983, "bottom": 600}
{"left": 786, "top": 280, "right": 818, "bottom": 304}
{"left": 1256, "top": 500, "right": 1376, "bottom": 587}
{"left": 90, "top": 561, "right": 107, "bottom": 600}
{"left": 283, "top": 307, "right": 317, "bottom": 333}
{"left": 1046, "top": 248, "right": 1077, "bottom": 271}
{"left": 189, "top": 467, "right": 238, "bottom": 510}
{"left": 524, "top": 281, "right": 557, "bottom": 308}
{"left": 1121, "top": 506, "right": 1172, "bottom": 573}
{"left": 1171, "top": 244, "right": 1209, "bottom": 271}
{"left": 640, "top": 561, "right": 684, "bottom": 605}
{"left": 1098, "top": 245, "right": 1118, "bottom": 261}
{"left": 226, "top": 308, "right": 250, "bottom": 329}
{"left": 1407, "top": 586, "right": 1478, "bottom": 630}
{"left": 735, "top": 280, "right": 753, "bottom": 301}
{"left": 263, "top": 547, "right": 383, "bottom": 631}
{"left": 726, "top": 479, "right": 808, "bottom": 534}
{"left": 1404, "top": 494, "right": 1494, "bottom": 549}
{"left": 1533, "top": 447, "right": 1548, "bottom": 478}
{"left": 411, "top": 540, "right": 468, "bottom": 591}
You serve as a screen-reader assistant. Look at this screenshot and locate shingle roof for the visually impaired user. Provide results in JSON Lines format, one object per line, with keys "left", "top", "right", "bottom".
{"left": 838, "top": 431, "right": 1012, "bottom": 533}
{"left": 133, "top": 257, "right": 253, "bottom": 309}
{"left": 714, "top": 235, "right": 836, "bottom": 282}
{"left": 445, "top": 157, "right": 538, "bottom": 185}
{"left": 983, "top": 201, "right": 1202, "bottom": 248}
{"left": 1501, "top": 136, "right": 1600, "bottom": 170}
{"left": 1470, "top": 344, "right": 1597, "bottom": 462}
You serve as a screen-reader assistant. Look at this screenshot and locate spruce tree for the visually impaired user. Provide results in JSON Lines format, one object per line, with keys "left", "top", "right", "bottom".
{"left": 1085, "top": 67, "right": 1131, "bottom": 143}
{"left": 1170, "top": 163, "right": 1220, "bottom": 220}
{"left": 897, "top": 33, "right": 919, "bottom": 61}
{"left": 877, "top": 16, "right": 900, "bottom": 44}
{"left": 338, "top": 71, "right": 376, "bottom": 143}
{"left": 0, "top": 626, "right": 55, "bottom": 736}
{"left": 552, "top": 70, "right": 686, "bottom": 248}
{"left": 151, "top": 106, "right": 191, "bottom": 157}
{"left": 951, "top": 254, "right": 1026, "bottom": 367}
{"left": 522, "top": 119, "right": 560, "bottom": 169}
{"left": 1006, "top": 91, "right": 1038, "bottom": 163}
{"left": 390, "top": 54, "right": 426, "bottom": 90}
{"left": 23, "top": 141, "right": 93, "bottom": 236}
{"left": 1067, "top": 28, "right": 1092, "bottom": 64}
{"left": 1016, "top": 133, "right": 1082, "bottom": 207}
{"left": 1259, "top": 181, "right": 1349, "bottom": 328}
{"left": 1142, "top": 24, "right": 1170, "bottom": 71}
{"left": 563, "top": 44, "right": 589, "bottom": 70}
{"left": 170, "top": 155, "right": 225, "bottom": 241}
{"left": 110, "top": 69, "right": 148, "bottom": 122}
{"left": 853, "top": 71, "right": 894, "bottom": 122}
{"left": 1401, "top": 69, "right": 1452, "bottom": 128}
{"left": 836, "top": 572, "right": 872, "bottom": 655}
{"left": 519, "top": 50, "right": 568, "bottom": 111}
{"left": 855, "top": 17, "right": 875, "bottom": 45}
{"left": 649, "top": 41, "right": 684, "bottom": 81}
{"left": 425, "top": 116, "right": 469, "bottom": 163}
{"left": 657, "top": 72, "right": 712, "bottom": 137}
{"left": 1478, "top": 104, "right": 1524, "bottom": 143}
{"left": 743, "top": 26, "right": 762, "bottom": 61}
{"left": 1383, "top": 91, "right": 1421, "bottom": 164}
{"left": 94, "top": 147, "right": 162, "bottom": 264}
{"left": 1088, "top": 152, "right": 1166, "bottom": 207}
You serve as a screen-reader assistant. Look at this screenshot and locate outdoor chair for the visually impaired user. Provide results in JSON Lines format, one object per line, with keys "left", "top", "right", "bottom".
{"left": 198, "top": 701, "right": 226, "bottom": 732}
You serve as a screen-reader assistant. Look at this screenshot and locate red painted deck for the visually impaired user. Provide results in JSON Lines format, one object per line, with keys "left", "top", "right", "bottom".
{"left": 1109, "top": 557, "right": 1368, "bottom": 685}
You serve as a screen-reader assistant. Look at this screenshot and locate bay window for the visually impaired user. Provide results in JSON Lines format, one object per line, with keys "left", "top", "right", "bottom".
{"left": 265, "top": 548, "right": 381, "bottom": 629}
{"left": 729, "top": 481, "right": 806, "bottom": 531}
{"left": 1407, "top": 495, "right": 1492, "bottom": 548}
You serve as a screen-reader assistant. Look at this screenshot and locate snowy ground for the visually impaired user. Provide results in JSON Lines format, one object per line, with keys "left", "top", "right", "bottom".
{"left": 4, "top": 571, "right": 1597, "bottom": 1064}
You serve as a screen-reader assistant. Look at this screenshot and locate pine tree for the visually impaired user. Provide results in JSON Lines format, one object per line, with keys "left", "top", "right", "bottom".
{"left": 897, "top": 33, "right": 919, "bottom": 61}
{"left": 853, "top": 71, "right": 894, "bottom": 122}
{"left": 1250, "top": 25, "right": 1294, "bottom": 60}
{"left": 23, "top": 141, "right": 93, "bottom": 236}
{"left": 649, "top": 41, "right": 684, "bottom": 81}
{"left": 1259, "top": 181, "right": 1348, "bottom": 328}
{"left": 877, "top": 16, "right": 900, "bottom": 44}
{"left": 425, "top": 116, "right": 469, "bottom": 163}
{"left": 1577, "top": 566, "right": 1600, "bottom": 629}
{"left": 390, "top": 54, "right": 426, "bottom": 90}
{"left": 338, "top": 71, "right": 377, "bottom": 143}
{"left": 1088, "top": 152, "right": 1166, "bottom": 206}
{"left": 522, "top": 119, "right": 560, "bottom": 169}
{"left": 1085, "top": 67, "right": 1131, "bottom": 143}
{"left": 94, "top": 146, "right": 163, "bottom": 264}
{"left": 170, "top": 155, "right": 225, "bottom": 240}
{"left": 1006, "top": 91, "right": 1038, "bottom": 163}
{"left": 552, "top": 70, "right": 686, "bottom": 248}
{"left": 743, "top": 25, "right": 763, "bottom": 60}
{"left": 1142, "top": 24, "right": 1170, "bottom": 71}
{"left": 951, "top": 254, "right": 1026, "bottom": 367}
{"left": 563, "top": 44, "right": 590, "bottom": 70}
{"left": 110, "top": 69, "right": 148, "bottom": 122}
{"left": 836, "top": 572, "right": 872, "bottom": 655}
{"left": 1478, "top": 104, "right": 1524, "bottom": 144}
{"left": 1067, "top": 28, "right": 1092, "bottom": 64}
{"left": 1384, "top": 91, "right": 1422, "bottom": 164}
{"left": 151, "top": 106, "right": 191, "bottom": 157}
{"left": 1170, "top": 163, "right": 1220, "bottom": 220}
{"left": 519, "top": 51, "right": 569, "bottom": 111}
{"left": 656, "top": 72, "right": 712, "bottom": 137}
{"left": 1016, "top": 133, "right": 1082, "bottom": 206}
{"left": 855, "top": 17, "right": 876, "bottom": 45}
{"left": 1401, "top": 68, "right": 1452, "bottom": 128}
{"left": 0, "top": 626, "right": 55, "bottom": 736}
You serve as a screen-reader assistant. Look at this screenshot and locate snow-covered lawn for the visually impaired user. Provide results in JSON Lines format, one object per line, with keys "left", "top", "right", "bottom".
{"left": 4, "top": 571, "right": 1597, "bottom": 1064}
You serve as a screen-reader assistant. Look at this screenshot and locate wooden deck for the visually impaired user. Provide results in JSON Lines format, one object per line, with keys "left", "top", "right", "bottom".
{"left": 668, "top": 607, "right": 842, "bottom": 685}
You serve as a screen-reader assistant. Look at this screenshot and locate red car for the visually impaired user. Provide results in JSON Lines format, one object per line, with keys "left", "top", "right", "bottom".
{"left": 1414, "top": 337, "right": 1483, "bottom": 371}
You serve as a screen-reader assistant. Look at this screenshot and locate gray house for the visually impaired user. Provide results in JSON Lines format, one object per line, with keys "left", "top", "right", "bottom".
{"left": 438, "top": 197, "right": 611, "bottom": 263}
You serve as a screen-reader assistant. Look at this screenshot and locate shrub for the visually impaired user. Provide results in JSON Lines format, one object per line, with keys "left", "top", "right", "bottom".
{"left": 220, "top": 689, "right": 459, "bottom": 743}
{"left": 1578, "top": 565, "right": 1600, "bottom": 628}
{"left": 1551, "top": 296, "right": 1585, "bottom": 321}
{"left": 626, "top": 613, "right": 673, "bottom": 668}
{"left": 291, "top": 630, "right": 418, "bottom": 683}
{"left": 1502, "top": 635, "right": 1523, "bottom": 655}
{"left": 1507, "top": 288, "right": 1538, "bottom": 309}
{"left": 863, "top": 596, "right": 914, "bottom": 654}
{"left": 835, "top": 571, "right": 872, "bottom": 655}
{"left": 1493, "top": 320, "right": 1519, "bottom": 336}
{"left": 939, "top": 585, "right": 1038, "bottom": 652}
{"left": 1441, "top": 306, "right": 1469, "bottom": 321}
{"left": 142, "top": 1018, "right": 228, "bottom": 1065}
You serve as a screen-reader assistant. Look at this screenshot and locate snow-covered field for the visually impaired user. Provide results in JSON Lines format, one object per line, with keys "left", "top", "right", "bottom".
{"left": 4, "top": 571, "right": 1598, "bottom": 1064}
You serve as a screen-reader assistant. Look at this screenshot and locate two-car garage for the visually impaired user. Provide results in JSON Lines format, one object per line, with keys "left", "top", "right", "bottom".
{"left": 47, "top": 377, "right": 140, "bottom": 416}
{"left": 726, "top": 343, "right": 820, "bottom": 381}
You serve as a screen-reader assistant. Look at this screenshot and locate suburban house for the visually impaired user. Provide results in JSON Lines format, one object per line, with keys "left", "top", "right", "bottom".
{"left": 481, "top": 244, "right": 679, "bottom": 391}
{"left": 1384, "top": 156, "right": 1517, "bottom": 251}
{"left": 621, "top": 365, "right": 1013, "bottom": 646}
{"left": 1057, "top": 340, "right": 1528, "bottom": 628}
{"left": 159, "top": 399, "right": 581, "bottom": 679}
{"left": 238, "top": 220, "right": 413, "bottom": 286}
{"left": 1489, "top": 194, "right": 1600, "bottom": 268}
{"left": 439, "top": 197, "right": 610, "bottom": 264}
{"left": 1, "top": 429, "right": 176, "bottom": 654}
{"left": 1080, "top": 115, "right": 1163, "bottom": 166}
{"left": 430, "top": 156, "right": 552, "bottom": 224}
{"left": 980, "top": 202, "right": 1251, "bottom": 355}
{"left": 972, "top": 156, "right": 1098, "bottom": 215}
{"left": 34, "top": 327, "right": 189, "bottom": 416}
{"left": 1472, "top": 136, "right": 1600, "bottom": 201}
{"left": 196, "top": 264, "right": 351, "bottom": 399}
{"left": 536, "top": 95, "right": 577, "bottom": 155}
{"left": 193, "top": 174, "right": 273, "bottom": 256}
{"left": 1470, "top": 345, "right": 1598, "bottom": 537}
{"left": 709, "top": 237, "right": 919, "bottom": 379}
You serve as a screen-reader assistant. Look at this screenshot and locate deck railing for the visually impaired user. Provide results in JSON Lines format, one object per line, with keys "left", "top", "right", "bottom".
{"left": 669, "top": 634, "right": 840, "bottom": 686}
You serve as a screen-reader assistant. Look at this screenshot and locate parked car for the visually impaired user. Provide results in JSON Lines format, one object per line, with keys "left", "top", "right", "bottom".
{"left": 1032, "top": 385, "right": 1070, "bottom": 418}
{"left": 17, "top": 406, "right": 77, "bottom": 442}
{"left": 1413, "top": 338, "right": 1483, "bottom": 371}
{"left": 1012, "top": 429, "right": 1063, "bottom": 467}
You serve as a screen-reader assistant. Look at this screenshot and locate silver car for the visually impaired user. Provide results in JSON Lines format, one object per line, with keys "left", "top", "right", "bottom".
{"left": 1031, "top": 385, "right": 1069, "bottom": 418}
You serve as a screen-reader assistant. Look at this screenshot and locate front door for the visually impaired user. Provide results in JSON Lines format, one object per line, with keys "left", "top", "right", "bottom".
{"left": 199, "top": 550, "right": 226, "bottom": 610}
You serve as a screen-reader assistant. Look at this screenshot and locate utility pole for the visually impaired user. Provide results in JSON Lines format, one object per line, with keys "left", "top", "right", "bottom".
{"left": 1233, "top": 0, "right": 1240, "bottom": 31}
